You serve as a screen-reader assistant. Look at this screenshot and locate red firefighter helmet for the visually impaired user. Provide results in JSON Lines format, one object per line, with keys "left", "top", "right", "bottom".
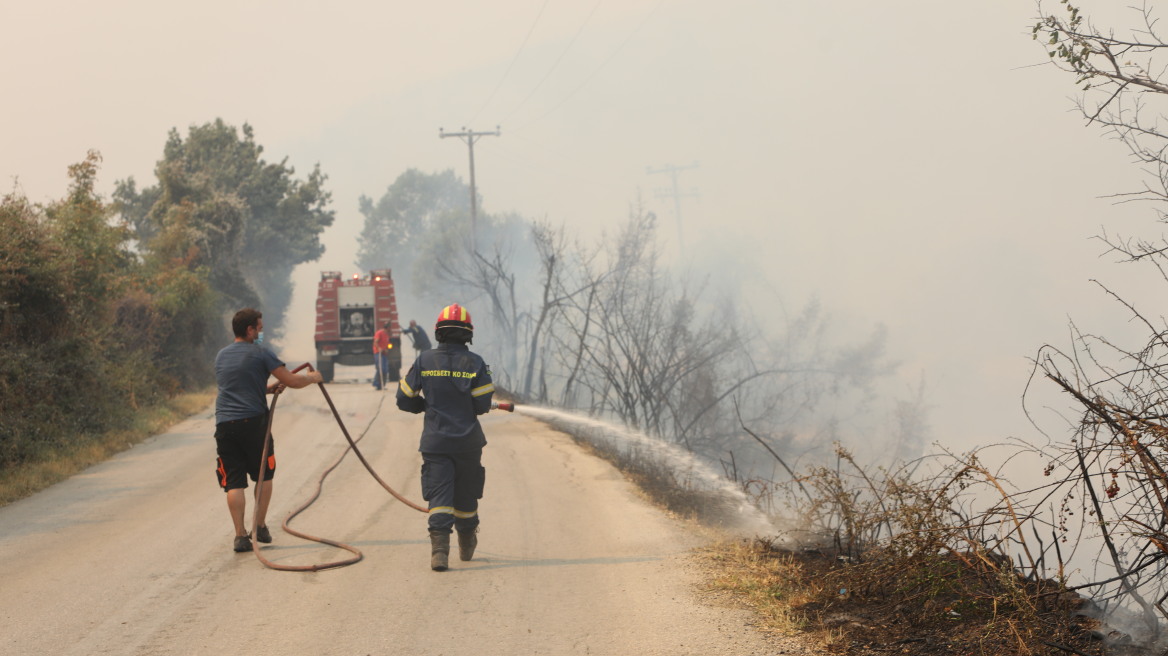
{"left": 435, "top": 303, "right": 473, "bottom": 334}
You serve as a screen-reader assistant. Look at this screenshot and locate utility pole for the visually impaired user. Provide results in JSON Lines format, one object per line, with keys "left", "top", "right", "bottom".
{"left": 440, "top": 126, "right": 501, "bottom": 251}
{"left": 646, "top": 162, "right": 699, "bottom": 256}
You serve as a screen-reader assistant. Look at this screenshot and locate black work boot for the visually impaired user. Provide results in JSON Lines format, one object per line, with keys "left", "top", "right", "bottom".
{"left": 457, "top": 528, "right": 478, "bottom": 561}
{"left": 429, "top": 530, "right": 450, "bottom": 571}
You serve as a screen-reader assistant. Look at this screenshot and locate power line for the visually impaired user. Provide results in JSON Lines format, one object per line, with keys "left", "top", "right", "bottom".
{"left": 512, "top": 0, "right": 665, "bottom": 133}
{"left": 465, "top": 0, "right": 551, "bottom": 127}
{"left": 500, "top": 0, "right": 602, "bottom": 126}
{"left": 491, "top": 133, "right": 634, "bottom": 198}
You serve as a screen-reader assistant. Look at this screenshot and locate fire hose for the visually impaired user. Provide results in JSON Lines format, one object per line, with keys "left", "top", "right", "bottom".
{"left": 250, "top": 362, "right": 514, "bottom": 571}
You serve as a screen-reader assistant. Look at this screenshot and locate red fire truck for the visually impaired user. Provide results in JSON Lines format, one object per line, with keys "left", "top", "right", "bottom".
{"left": 314, "top": 269, "right": 401, "bottom": 383}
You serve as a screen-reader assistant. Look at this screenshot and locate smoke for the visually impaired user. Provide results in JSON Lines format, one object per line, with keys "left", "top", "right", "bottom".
{"left": 1072, "top": 597, "right": 1167, "bottom": 652}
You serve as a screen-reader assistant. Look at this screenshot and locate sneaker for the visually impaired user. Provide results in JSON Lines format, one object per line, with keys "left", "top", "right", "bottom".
{"left": 233, "top": 534, "right": 252, "bottom": 553}
{"left": 256, "top": 525, "right": 272, "bottom": 544}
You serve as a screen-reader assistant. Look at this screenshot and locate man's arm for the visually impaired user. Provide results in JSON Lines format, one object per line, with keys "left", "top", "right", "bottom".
{"left": 270, "top": 365, "right": 323, "bottom": 390}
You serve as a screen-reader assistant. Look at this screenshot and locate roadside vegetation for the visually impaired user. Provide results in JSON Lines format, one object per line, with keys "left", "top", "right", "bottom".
{"left": 697, "top": 445, "right": 1140, "bottom": 656}
{"left": 0, "top": 389, "right": 213, "bottom": 506}
{"left": 1, "top": 121, "right": 331, "bottom": 505}
{"left": 547, "top": 417, "right": 1154, "bottom": 654}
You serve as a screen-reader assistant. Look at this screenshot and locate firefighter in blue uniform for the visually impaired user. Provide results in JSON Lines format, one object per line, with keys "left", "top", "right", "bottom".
{"left": 396, "top": 303, "right": 495, "bottom": 571}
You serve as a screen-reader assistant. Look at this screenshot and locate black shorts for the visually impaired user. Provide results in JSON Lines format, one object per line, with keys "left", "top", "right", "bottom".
{"left": 214, "top": 414, "right": 275, "bottom": 491}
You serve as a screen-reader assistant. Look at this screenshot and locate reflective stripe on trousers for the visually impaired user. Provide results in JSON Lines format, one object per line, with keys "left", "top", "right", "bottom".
{"left": 421, "top": 450, "right": 485, "bottom": 532}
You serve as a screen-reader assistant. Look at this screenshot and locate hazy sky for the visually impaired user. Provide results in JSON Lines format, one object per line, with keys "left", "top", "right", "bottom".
{"left": 3, "top": 1, "right": 1160, "bottom": 449}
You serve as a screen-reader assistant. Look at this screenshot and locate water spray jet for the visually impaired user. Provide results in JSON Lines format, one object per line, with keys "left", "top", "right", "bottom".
{"left": 512, "top": 404, "right": 776, "bottom": 536}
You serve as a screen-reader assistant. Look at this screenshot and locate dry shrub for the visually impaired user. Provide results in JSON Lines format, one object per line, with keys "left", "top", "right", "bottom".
{"left": 713, "top": 439, "right": 1154, "bottom": 654}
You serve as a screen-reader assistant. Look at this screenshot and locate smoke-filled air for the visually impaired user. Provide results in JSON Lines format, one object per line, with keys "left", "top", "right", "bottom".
{"left": 13, "top": 0, "right": 1168, "bottom": 652}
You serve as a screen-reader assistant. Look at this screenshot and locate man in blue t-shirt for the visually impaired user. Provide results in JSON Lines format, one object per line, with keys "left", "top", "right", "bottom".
{"left": 214, "top": 308, "right": 323, "bottom": 554}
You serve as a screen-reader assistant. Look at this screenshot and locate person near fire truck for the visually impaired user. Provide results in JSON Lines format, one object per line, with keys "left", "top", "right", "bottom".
{"left": 401, "top": 318, "right": 432, "bottom": 355}
{"left": 214, "top": 308, "right": 323, "bottom": 553}
{"left": 395, "top": 303, "right": 495, "bottom": 571}
{"left": 372, "top": 321, "right": 392, "bottom": 390}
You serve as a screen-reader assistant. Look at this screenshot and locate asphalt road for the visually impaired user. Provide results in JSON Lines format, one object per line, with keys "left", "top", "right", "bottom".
{"left": 0, "top": 383, "right": 789, "bottom": 655}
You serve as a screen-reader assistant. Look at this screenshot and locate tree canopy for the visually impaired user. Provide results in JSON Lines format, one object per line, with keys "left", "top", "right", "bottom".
{"left": 0, "top": 152, "right": 193, "bottom": 466}
{"left": 356, "top": 168, "right": 470, "bottom": 293}
{"left": 115, "top": 119, "right": 334, "bottom": 341}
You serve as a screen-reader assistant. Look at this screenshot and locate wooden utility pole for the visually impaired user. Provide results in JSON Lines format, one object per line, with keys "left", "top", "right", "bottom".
{"left": 440, "top": 126, "right": 501, "bottom": 251}
{"left": 646, "top": 162, "right": 699, "bottom": 256}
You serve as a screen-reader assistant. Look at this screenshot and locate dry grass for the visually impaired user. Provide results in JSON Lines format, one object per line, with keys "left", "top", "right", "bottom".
{"left": 695, "top": 536, "right": 1120, "bottom": 656}
{"left": 0, "top": 389, "right": 213, "bottom": 507}
{"left": 698, "top": 537, "right": 819, "bottom": 634}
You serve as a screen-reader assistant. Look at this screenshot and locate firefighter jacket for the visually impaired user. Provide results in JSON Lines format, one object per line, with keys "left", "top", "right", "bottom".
{"left": 396, "top": 342, "right": 494, "bottom": 453}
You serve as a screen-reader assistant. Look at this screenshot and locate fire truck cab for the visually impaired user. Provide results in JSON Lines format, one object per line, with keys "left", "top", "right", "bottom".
{"left": 314, "top": 269, "right": 401, "bottom": 383}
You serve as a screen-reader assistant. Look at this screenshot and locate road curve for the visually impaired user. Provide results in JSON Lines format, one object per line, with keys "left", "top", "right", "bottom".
{"left": 0, "top": 383, "right": 790, "bottom": 655}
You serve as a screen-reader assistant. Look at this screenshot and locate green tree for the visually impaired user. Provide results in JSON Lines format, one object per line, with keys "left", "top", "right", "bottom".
{"left": 131, "top": 198, "right": 219, "bottom": 388}
{"left": 356, "top": 168, "right": 470, "bottom": 293}
{"left": 115, "top": 119, "right": 334, "bottom": 341}
{"left": 0, "top": 152, "right": 175, "bottom": 466}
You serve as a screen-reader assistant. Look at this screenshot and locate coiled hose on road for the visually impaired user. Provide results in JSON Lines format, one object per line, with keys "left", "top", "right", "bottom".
{"left": 251, "top": 363, "right": 427, "bottom": 572}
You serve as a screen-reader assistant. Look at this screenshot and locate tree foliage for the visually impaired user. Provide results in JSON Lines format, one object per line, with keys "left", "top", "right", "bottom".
{"left": 115, "top": 119, "right": 334, "bottom": 342}
{"left": 356, "top": 168, "right": 470, "bottom": 293}
{"left": 0, "top": 119, "right": 331, "bottom": 471}
{"left": 0, "top": 152, "right": 182, "bottom": 466}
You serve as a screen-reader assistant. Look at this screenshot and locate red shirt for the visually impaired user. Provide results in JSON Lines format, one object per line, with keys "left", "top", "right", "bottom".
{"left": 373, "top": 328, "right": 390, "bottom": 353}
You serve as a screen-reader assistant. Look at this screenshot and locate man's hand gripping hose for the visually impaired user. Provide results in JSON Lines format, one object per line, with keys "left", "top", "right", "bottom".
{"left": 250, "top": 364, "right": 516, "bottom": 571}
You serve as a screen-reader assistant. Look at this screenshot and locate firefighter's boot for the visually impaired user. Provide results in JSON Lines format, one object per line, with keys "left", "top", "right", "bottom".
{"left": 457, "top": 528, "right": 478, "bottom": 561}
{"left": 429, "top": 530, "right": 450, "bottom": 571}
